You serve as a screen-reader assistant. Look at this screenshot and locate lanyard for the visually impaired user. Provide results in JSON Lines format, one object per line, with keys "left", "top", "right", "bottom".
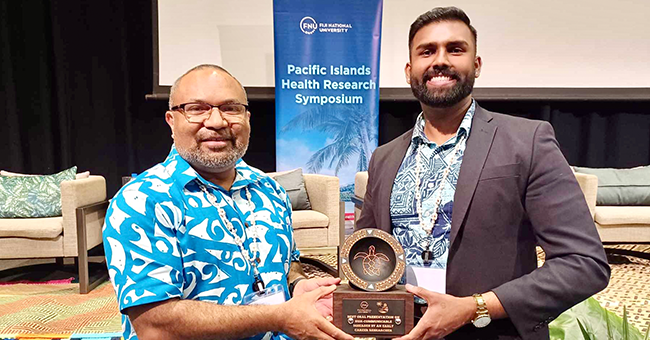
{"left": 197, "top": 181, "right": 265, "bottom": 291}
{"left": 414, "top": 134, "right": 465, "bottom": 265}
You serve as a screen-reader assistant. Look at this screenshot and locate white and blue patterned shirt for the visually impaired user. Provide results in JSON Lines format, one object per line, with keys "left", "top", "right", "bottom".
{"left": 103, "top": 146, "right": 299, "bottom": 340}
{"left": 390, "top": 100, "right": 475, "bottom": 270}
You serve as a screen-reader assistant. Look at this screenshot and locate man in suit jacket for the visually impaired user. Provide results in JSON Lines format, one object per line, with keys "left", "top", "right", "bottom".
{"left": 356, "top": 7, "right": 610, "bottom": 340}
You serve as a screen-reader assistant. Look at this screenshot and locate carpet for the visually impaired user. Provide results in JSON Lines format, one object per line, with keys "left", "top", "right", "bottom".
{"left": 596, "top": 246, "right": 650, "bottom": 334}
{"left": 0, "top": 260, "right": 333, "bottom": 340}
{"left": 0, "top": 278, "right": 74, "bottom": 286}
{"left": 0, "top": 246, "right": 648, "bottom": 338}
{"left": 0, "top": 281, "right": 122, "bottom": 340}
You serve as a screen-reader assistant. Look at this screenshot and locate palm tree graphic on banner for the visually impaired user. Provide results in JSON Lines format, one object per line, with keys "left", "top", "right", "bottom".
{"left": 281, "top": 105, "right": 378, "bottom": 200}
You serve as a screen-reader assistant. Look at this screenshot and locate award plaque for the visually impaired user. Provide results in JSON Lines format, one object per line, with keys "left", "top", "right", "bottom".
{"left": 334, "top": 229, "right": 414, "bottom": 338}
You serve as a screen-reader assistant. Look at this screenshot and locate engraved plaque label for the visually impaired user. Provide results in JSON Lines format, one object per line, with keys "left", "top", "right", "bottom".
{"left": 342, "top": 299, "right": 405, "bottom": 335}
{"left": 334, "top": 285, "right": 413, "bottom": 337}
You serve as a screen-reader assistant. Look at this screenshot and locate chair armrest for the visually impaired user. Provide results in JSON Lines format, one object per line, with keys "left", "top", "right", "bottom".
{"left": 303, "top": 174, "right": 340, "bottom": 246}
{"left": 75, "top": 200, "right": 110, "bottom": 252}
{"left": 354, "top": 172, "right": 369, "bottom": 199}
{"left": 61, "top": 175, "right": 107, "bottom": 211}
{"left": 60, "top": 175, "right": 107, "bottom": 255}
{"left": 76, "top": 200, "right": 110, "bottom": 251}
{"left": 350, "top": 195, "right": 364, "bottom": 209}
{"left": 76, "top": 199, "right": 110, "bottom": 293}
{"left": 353, "top": 172, "right": 369, "bottom": 229}
{"left": 574, "top": 172, "right": 598, "bottom": 219}
{"left": 77, "top": 200, "right": 110, "bottom": 212}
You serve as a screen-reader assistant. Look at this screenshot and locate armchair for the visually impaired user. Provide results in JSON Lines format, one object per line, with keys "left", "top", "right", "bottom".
{"left": 269, "top": 172, "right": 343, "bottom": 256}
{"left": 0, "top": 175, "right": 109, "bottom": 293}
{"left": 574, "top": 171, "right": 650, "bottom": 259}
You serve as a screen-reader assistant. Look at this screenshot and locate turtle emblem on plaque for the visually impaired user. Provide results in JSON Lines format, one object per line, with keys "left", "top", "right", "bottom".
{"left": 354, "top": 245, "right": 390, "bottom": 276}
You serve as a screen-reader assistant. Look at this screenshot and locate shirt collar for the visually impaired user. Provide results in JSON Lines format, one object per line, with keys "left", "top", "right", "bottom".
{"left": 162, "top": 145, "right": 263, "bottom": 192}
{"left": 411, "top": 99, "right": 476, "bottom": 146}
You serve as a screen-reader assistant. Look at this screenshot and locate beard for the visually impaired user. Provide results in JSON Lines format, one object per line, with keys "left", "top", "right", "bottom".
{"left": 176, "top": 130, "right": 249, "bottom": 172}
{"left": 410, "top": 66, "right": 475, "bottom": 108}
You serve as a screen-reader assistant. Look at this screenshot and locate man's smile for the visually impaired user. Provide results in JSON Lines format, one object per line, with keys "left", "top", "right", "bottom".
{"left": 198, "top": 135, "right": 233, "bottom": 148}
{"left": 427, "top": 75, "right": 456, "bottom": 87}
{"left": 422, "top": 67, "right": 460, "bottom": 89}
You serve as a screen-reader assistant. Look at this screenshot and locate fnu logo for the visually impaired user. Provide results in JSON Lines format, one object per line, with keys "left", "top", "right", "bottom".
{"left": 300, "top": 16, "right": 317, "bottom": 34}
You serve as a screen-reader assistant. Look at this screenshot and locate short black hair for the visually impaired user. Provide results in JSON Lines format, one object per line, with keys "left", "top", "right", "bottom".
{"left": 408, "top": 7, "right": 478, "bottom": 51}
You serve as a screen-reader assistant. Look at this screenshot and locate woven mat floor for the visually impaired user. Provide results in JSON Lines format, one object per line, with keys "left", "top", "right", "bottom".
{"left": 0, "top": 245, "right": 647, "bottom": 338}
{"left": 595, "top": 245, "right": 650, "bottom": 334}
{"left": 0, "top": 281, "right": 122, "bottom": 338}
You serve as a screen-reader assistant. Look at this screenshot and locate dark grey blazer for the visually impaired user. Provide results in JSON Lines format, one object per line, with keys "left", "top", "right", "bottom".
{"left": 356, "top": 104, "right": 610, "bottom": 340}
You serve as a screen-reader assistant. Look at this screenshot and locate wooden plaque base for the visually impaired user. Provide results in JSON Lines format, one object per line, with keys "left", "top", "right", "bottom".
{"left": 333, "top": 284, "right": 414, "bottom": 338}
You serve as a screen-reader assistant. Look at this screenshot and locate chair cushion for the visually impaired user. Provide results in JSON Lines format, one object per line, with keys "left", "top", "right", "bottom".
{"left": 573, "top": 166, "right": 650, "bottom": 205}
{"left": 292, "top": 210, "right": 329, "bottom": 229}
{"left": 271, "top": 168, "right": 312, "bottom": 210}
{"left": 595, "top": 223, "right": 650, "bottom": 243}
{"left": 2, "top": 169, "right": 90, "bottom": 179}
{"left": 0, "top": 216, "right": 64, "bottom": 239}
{"left": 0, "top": 166, "right": 77, "bottom": 218}
{"left": 594, "top": 206, "right": 650, "bottom": 225}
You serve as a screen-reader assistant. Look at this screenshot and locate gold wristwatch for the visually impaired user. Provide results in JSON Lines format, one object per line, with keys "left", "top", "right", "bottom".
{"left": 472, "top": 293, "right": 491, "bottom": 328}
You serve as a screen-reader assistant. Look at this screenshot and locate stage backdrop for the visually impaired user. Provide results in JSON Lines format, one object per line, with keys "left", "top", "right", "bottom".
{"left": 273, "top": 0, "right": 383, "bottom": 214}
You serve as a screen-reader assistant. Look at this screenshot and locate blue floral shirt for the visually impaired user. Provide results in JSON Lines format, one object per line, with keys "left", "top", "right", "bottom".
{"left": 390, "top": 100, "right": 475, "bottom": 270}
{"left": 103, "top": 146, "right": 299, "bottom": 340}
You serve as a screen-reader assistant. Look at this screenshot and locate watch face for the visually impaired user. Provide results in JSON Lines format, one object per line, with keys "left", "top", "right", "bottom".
{"left": 473, "top": 315, "right": 491, "bottom": 328}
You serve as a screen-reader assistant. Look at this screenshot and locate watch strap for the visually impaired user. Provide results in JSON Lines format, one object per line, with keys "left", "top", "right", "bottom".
{"left": 472, "top": 293, "right": 491, "bottom": 326}
{"left": 473, "top": 293, "right": 487, "bottom": 310}
{"left": 289, "top": 277, "right": 307, "bottom": 297}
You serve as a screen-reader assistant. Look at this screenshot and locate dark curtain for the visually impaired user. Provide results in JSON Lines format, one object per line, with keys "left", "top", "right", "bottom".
{"left": 488, "top": 101, "right": 650, "bottom": 168}
{"left": 0, "top": 0, "right": 163, "bottom": 196}
{"left": 1, "top": 1, "right": 648, "bottom": 197}
{"left": 379, "top": 100, "right": 650, "bottom": 169}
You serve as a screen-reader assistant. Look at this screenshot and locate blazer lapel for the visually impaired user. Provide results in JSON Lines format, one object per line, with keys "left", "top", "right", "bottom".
{"left": 380, "top": 129, "right": 413, "bottom": 230}
{"left": 450, "top": 105, "right": 496, "bottom": 246}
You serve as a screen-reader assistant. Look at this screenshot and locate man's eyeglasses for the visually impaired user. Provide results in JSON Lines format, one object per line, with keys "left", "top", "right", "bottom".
{"left": 171, "top": 102, "right": 249, "bottom": 123}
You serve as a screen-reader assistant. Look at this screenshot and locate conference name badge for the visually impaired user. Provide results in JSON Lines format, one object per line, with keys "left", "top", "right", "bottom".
{"left": 242, "top": 284, "right": 287, "bottom": 306}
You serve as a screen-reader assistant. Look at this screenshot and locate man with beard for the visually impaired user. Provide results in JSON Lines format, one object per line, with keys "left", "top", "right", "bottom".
{"left": 356, "top": 7, "right": 610, "bottom": 340}
{"left": 103, "top": 64, "right": 354, "bottom": 340}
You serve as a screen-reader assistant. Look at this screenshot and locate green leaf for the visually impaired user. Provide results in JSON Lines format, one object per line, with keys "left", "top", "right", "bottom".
{"left": 605, "top": 307, "right": 613, "bottom": 339}
{"left": 623, "top": 306, "right": 629, "bottom": 340}
{"left": 550, "top": 297, "right": 645, "bottom": 340}
{"left": 577, "top": 319, "right": 594, "bottom": 339}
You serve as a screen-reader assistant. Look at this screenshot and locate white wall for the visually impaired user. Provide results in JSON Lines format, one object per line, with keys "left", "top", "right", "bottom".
{"left": 157, "top": 0, "right": 650, "bottom": 88}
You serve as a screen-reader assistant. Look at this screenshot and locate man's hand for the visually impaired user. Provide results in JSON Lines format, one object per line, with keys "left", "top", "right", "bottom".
{"left": 395, "top": 284, "right": 475, "bottom": 340}
{"left": 292, "top": 277, "right": 341, "bottom": 320}
{"left": 278, "top": 284, "right": 354, "bottom": 340}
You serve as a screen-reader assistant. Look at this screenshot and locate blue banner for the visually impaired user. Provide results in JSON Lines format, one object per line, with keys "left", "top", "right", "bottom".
{"left": 273, "top": 0, "right": 382, "bottom": 214}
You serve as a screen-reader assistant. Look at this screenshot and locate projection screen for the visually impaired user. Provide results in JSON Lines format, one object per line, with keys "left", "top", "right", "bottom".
{"left": 153, "top": 0, "right": 650, "bottom": 99}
